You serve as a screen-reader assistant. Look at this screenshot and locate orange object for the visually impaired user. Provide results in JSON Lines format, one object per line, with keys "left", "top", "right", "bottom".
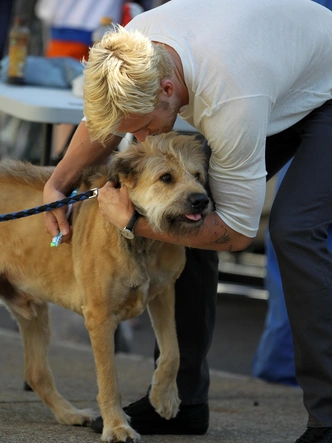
{"left": 46, "top": 40, "right": 89, "bottom": 61}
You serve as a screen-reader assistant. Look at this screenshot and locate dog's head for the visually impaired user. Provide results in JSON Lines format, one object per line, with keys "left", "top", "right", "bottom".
{"left": 110, "top": 132, "right": 212, "bottom": 236}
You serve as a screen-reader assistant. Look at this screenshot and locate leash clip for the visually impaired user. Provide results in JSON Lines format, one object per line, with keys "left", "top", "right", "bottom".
{"left": 89, "top": 188, "right": 99, "bottom": 198}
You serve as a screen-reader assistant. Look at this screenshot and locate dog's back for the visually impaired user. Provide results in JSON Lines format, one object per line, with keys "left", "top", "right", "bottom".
{"left": 0, "top": 160, "right": 113, "bottom": 317}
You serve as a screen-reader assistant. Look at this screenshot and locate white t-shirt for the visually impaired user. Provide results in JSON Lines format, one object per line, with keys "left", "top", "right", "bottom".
{"left": 126, "top": 0, "right": 332, "bottom": 237}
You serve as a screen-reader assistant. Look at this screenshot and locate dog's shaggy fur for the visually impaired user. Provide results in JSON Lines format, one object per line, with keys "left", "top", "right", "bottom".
{"left": 0, "top": 132, "right": 211, "bottom": 442}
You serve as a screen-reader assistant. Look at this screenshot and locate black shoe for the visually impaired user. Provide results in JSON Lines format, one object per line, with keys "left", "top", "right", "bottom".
{"left": 295, "top": 427, "right": 332, "bottom": 443}
{"left": 90, "top": 395, "right": 209, "bottom": 435}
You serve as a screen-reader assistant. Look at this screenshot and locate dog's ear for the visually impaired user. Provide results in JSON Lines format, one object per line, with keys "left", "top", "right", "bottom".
{"left": 105, "top": 174, "right": 120, "bottom": 188}
{"left": 111, "top": 153, "right": 135, "bottom": 177}
{"left": 110, "top": 147, "right": 146, "bottom": 188}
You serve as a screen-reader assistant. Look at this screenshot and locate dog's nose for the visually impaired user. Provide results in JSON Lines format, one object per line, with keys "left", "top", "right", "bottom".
{"left": 189, "top": 193, "right": 209, "bottom": 211}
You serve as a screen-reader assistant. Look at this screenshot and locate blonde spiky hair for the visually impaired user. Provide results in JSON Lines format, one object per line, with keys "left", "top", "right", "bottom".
{"left": 83, "top": 25, "right": 174, "bottom": 144}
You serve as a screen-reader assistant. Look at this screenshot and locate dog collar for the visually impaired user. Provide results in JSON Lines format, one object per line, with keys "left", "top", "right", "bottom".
{"left": 120, "top": 210, "right": 141, "bottom": 240}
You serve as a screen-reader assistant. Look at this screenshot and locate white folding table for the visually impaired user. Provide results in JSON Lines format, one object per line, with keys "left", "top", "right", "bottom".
{"left": 0, "top": 82, "right": 197, "bottom": 165}
{"left": 0, "top": 83, "right": 84, "bottom": 165}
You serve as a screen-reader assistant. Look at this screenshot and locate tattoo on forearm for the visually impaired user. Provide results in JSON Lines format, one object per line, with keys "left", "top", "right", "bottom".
{"left": 213, "top": 220, "right": 233, "bottom": 250}
{"left": 215, "top": 231, "right": 231, "bottom": 244}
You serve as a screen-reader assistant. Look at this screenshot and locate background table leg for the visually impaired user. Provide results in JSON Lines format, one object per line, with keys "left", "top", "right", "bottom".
{"left": 41, "top": 123, "right": 53, "bottom": 166}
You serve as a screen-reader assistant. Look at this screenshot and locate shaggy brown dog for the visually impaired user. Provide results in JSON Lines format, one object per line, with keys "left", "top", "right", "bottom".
{"left": 0, "top": 132, "right": 211, "bottom": 443}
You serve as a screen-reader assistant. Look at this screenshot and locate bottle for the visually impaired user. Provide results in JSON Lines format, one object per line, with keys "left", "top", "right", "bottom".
{"left": 7, "top": 16, "right": 30, "bottom": 85}
{"left": 92, "top": 17, "right": 116, "bottom": 44}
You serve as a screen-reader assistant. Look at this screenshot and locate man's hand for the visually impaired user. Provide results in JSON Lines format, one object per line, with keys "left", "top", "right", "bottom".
{"left": 41, "top": 121, "right": 122, "bottom": 243}
{"left": 43, "top": 186, "right": 72, "bottom": 243}
{"left": 97, "top": 181, "right": 135, "bottom": 229}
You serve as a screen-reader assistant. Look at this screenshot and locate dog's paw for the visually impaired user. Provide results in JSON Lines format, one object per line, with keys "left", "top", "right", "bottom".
{"left": 150, "top": 386, "right": 180, "bottom": 420}
{"left": 101, "top": 424, "right": 140, "bottom": 443}
{"left": 56, "top": 407, "right": 96, "bottom": 426}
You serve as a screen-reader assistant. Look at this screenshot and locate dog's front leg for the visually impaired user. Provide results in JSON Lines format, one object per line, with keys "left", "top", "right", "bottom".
{"left": 147, "top": 285, "right": 181, "bottom": 420}
{"left": 82, "top": 305, "right": 140, "bottom": 443}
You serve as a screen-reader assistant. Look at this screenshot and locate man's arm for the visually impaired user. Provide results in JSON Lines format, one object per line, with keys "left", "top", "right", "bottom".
{"left": 97, "top": 181, "right": 253, "bottom": 252}
{"left": 43, "top": 120, "right": 122, "bottom": 240}
{"left": 136, "top": 211, "right": 253, "bottom": 252}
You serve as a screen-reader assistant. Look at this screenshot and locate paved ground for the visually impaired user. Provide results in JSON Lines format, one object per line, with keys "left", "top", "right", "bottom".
{"left": 0, "top": 292, "right": 268, "bottom": 377}
{"left": 0, "top": 252, "right": 307, "bottom": 443}
{"left": 0, "top": 327, "right": 307, "bottom": 443}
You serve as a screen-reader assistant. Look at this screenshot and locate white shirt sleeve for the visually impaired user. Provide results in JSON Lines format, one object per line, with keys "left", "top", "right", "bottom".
{"left": 202, "top": 96, "right": 272, "bottom": 238}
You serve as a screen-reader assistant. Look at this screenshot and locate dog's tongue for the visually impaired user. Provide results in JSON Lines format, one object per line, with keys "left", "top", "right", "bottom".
{"left": 185, "top": 213, "right": 202, "bottom": 221}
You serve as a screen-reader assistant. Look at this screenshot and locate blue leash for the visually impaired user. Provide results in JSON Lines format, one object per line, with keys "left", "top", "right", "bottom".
{"left": 0, "top": 188, "right": 99, "bottom": 223}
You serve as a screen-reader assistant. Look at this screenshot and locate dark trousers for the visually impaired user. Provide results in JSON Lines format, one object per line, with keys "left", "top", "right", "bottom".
{"left": 267, "top": 99, "right": 332, "bottom": 426}
{"left": 153, "top": 247, "right": 219, "bottom": 404}
{"left": 153, "top": 139, "right": 219, "bottom": 405}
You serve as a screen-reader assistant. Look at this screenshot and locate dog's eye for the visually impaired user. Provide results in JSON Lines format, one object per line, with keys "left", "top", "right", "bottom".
{"left": 160, "top": 173, "right": 173, "bottom": 184}
{"left": 195, "top": 173, "right": 201, "bottom": 182}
